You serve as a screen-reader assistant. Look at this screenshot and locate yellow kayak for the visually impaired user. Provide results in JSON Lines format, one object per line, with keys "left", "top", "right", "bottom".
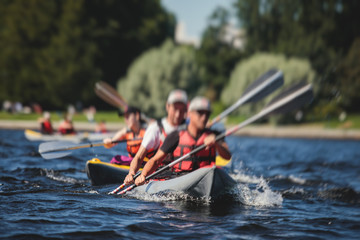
{"left": 24, "top": 129, "right": 115, "bottom": 143}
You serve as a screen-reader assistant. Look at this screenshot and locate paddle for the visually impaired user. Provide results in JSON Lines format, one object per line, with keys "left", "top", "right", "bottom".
{"left": 38, "top": 138, "right": 142, "bottom": 159}
{"left": 115, "top": 82, "right": 313, "bottom": 195}
{"left": 95, "top": 81, "right": 128, "bottom": 109}
{"left": 95, "top": 81, "right": 153, "bottom": 123}
{"left": 208, "top": 69, "right": 284, "bottom": 127}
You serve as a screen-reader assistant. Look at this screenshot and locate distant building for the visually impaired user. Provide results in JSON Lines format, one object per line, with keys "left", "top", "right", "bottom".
{"left": 174, "top": 22, "right": 246, "bottom": 50}
{"left": 220, "top": 23, "right": 246, "bottom": 50}
{"left": 175, "top": 22, "right": 200, "bottom": 47}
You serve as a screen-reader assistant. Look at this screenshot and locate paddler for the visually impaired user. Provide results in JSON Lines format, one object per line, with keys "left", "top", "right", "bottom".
{"left": 134, "top": 96, "right": 231, "bottom": 186}
{"left": 58, "top": 113, "right": 76, "bottom": 135}
{"left": 39, "top": 111, "right": 54, "bottom": 135}
{"left": 103, "top": 106, "right": 154, "bottom": 165}
{"left": 124, "top": 89, "right": 188, "bottom": 185}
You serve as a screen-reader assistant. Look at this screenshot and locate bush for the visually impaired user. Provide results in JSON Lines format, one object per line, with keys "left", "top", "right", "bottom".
{"left": 117, "top": 39, "right": 202, "bottom": 118}
{"left": 221, "top": 53, "right": 316, "bottom": 122}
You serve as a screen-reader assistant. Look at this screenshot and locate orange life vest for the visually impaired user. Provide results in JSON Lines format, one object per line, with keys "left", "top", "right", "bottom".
{"left": 171, "top": 129, "right": 216, "bottom": 172}
{"left": 125, "top": 128, "right": 156, "bottom": 158}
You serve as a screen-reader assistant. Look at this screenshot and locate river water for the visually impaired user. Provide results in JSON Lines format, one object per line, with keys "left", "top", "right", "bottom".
{"left": 1, "top": 129, "right": 359, "bottom": 239}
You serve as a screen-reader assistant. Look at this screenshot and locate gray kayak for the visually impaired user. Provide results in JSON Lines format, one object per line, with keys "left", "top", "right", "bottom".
{"left": 131, "top": 165, "right": 237, "bottom": 200}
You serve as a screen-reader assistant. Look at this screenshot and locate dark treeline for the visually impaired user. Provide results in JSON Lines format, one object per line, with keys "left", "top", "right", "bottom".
{"left": 0, "top": 0, "right": 174, "bottom": 110}
{"left": 0, "top": 0, "right": 359, "bottom": 117}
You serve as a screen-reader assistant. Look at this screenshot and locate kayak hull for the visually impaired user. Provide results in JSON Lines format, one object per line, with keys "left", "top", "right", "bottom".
{"left": 133, "top": 165, "right": 236, "bottom": 200}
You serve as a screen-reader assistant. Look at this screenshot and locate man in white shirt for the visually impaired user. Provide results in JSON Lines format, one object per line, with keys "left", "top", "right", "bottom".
{"left": 124, "top": 89, "right": 188, "bottom": 185}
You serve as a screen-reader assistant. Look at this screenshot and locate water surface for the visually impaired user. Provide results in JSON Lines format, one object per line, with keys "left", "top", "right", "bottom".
{"left": 1, "top": 129, "right": 359, "bottom": 239}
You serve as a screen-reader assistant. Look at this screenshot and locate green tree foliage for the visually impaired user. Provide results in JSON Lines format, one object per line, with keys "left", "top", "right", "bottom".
{"left": 0, "top": 0, "right": 99, "bottom": 108}
{"left": 117, "top": 39, "right": 201, "bottom": 118}
{"left": 337, "top": 38, "right": 360, "bottom": 112}
{"left": 196, "top": 7, "right": 243, "bottom": 100}
{"left": 235, "top": 0, "right": 360, "bottom": 64}
{"left": 0, "top": 0, "right": 174, "bottom": 109}
{"left": 84, "top": 0, "right": 175, "bottom": 86}
{"left": 221, "top": 53, "right": 316, "bottom": 116}
{"left": 234, "top": 0, "right": 360, "bottom": 114}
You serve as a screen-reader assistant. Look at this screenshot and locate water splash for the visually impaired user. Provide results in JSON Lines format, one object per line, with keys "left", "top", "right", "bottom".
{"left": 288, "top": 174, "right": 306, "bottom": 185}
{"left": 230, "top": 169, "right": 261, "bottom": 184}
{"left": 232, "top": 177, "right": 283, "bottom": 207}
{"left": 127, "top": 190, "right": 212, "bottom": 204}
{"left": 42, "top": 169, "right": 87, "bottom": 184}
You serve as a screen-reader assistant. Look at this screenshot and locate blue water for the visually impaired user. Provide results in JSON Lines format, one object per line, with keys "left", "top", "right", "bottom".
{"left": 1, "top": 129, "right": 359, "bottom": 239}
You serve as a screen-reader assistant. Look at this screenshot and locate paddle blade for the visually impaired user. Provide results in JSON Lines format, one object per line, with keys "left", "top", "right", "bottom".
{"left": 210, "top": 69, "right": 284, "bottom": 126}
{"left": 224, "top": 82, "right": 314, "bottom": 137}
{"left": 266, "top": 81, "right": 313, "bottom": 115}
{"left": 40, "top": 150, "right": 73, "bottom": 160}
{"left": 95, "top": 81, "right": 128, "bottom": 109}
{"left": 39, "top": 140, "right": 99, "bottom": 159}
{"left": 241, "top": 69, "right": 284, "bottom": 103}
{"left": 39, "top": 141, "right": 72, "bottom": 154}
{"left": 38, "top": 141, "right": 76, "bottom": 159}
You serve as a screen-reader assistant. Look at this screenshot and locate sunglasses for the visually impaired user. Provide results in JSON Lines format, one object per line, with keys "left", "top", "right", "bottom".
{"left": 196, "top": 110, "right": 210, "bottom": 117}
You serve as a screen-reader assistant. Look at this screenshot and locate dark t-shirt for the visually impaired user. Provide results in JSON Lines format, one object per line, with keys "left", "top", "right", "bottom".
{"left": 160, "top": 130, "right": 180, "bottom": 154}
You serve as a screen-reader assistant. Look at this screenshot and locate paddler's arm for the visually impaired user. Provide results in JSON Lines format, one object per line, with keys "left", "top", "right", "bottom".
{"left": 103, "top": 128, "right": 127, "bottom": 148}
{"left": 124, "top": 146, "right": 147, "bottom": 185}
{"left": 124, "top": 122, "right": 159, "bottom": 185}
{"left": 135, "top": 131, "right": 180, "bottom": 186}
{"left": 204, "top": 134, "right": 232, "bottom": 160}
{"left": 134, "top": 150, "right": 168, "bottom": 186}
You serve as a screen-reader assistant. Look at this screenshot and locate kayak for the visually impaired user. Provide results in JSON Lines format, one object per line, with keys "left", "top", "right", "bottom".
{"left": 86, "top": 158, "right": 131, "bottom": 186}
{"left": 131, "top": 165, "right": 236, "bottom": 200}
{"left": 24, "top": 129, "right": 115, "bottom": 143}
{"left": 85, "top": 156, "right": 231, "bottom": 186}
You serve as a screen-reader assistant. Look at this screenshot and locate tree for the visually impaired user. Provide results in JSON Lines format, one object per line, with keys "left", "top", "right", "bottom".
{"left": 196, "top": 7, "right": 243, "bottom": 101}
{"left": 221, "top": 53, "right": 316, "bottom": 117}
{"left": 84, "top": 0, "right": 176, "bottom": 86}
{"left": 337, "top": 38, "right": 360, "bottom": 112}
{"left": 117, "top": 39, "right": 201, "bottom": 118}
{"left": 0, "top": 0, "right": 175, "bottom": 109}
{"left": 234, "top": 0, "right": 360, "bottom": 114}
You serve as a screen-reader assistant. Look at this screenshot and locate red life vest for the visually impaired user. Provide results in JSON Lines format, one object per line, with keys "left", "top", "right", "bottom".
{"left": 41, "top": 120, "right": 53, "bottom": 134}
{"left": 58, "top": 120, "right": 75, "bottom": 135}
{"left": 171, "top": 129, "right": 216, "bottom": 172}
{"left": 125, "top": 128, "right": 156, "bottom": 158}
{"left": 58, "top": 127, "right": 75, "bottom": 135}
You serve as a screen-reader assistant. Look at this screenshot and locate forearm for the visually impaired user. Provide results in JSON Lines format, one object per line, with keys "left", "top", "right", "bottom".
{"left": 140, "top": 159, "right": 158, "bottom": 177}
{"left": 129, "top": 146, "right": 147, "bottom": 175}
{"left": 215, "top": 141, "right": 232, "bottom": 160}
{"left": 112, "top": 128, "right": 126, "bottom": 141}
{"left": 140, "top": 150, "right": 167, "bottom": 177}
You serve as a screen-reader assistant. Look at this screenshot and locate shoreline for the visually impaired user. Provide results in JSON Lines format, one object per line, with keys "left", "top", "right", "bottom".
{"left": 1, "top": 119, "right": 360, "bottom": 140}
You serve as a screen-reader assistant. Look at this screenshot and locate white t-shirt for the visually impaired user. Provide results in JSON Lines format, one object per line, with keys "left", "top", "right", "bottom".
{"left": 141, "top": 117, "right": 180, "bottom": 151}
